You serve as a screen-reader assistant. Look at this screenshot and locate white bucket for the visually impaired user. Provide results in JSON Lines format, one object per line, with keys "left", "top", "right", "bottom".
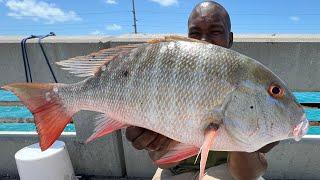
{"left": 15, "top": 140, "right": 75, "bottom": 180}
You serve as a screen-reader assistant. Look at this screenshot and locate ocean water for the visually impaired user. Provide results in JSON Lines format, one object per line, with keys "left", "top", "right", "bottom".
{"left": 0, "top": 123, "right": 75, "bottom": 132}
{"left": 0, "top": 90, "right": 319, "bottom": 134}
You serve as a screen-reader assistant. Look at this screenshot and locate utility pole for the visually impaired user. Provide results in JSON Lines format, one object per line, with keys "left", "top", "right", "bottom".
{"left": 131, "top": 0, "right": 137, "bottom": 34}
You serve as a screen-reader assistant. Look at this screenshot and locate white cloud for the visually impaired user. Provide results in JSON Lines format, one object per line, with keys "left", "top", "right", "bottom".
{"left": 290, "top": 16, "right": 300, "bottom": 22}
{"left": 90, "top": 30, "right": 104, "bottom": 35}
{"left": 150, "top": 0, "right": 178, "bottom": 7}
{"left": 105, "top": 0, "right": 117, "bottom": 4}
{"left": 5, "top": 0, "right": 81, "bottom": 24}
{"left": 106, "top": 24, "right": 122, "bottom": 31}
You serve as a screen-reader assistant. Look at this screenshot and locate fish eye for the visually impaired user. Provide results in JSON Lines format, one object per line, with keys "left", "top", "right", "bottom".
{"left": 268, "top": 83, "right": 285, "bottom": 99}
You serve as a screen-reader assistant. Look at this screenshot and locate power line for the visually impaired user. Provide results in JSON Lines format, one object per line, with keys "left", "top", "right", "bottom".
{"left": 131, "top": 0, "right": 138, "bottom": 34}
{"left": 0, "top": 25, "right": 133, "bottom": 31}
{"left": 10, "top": 11, "right": 320, "bottom": 18}
{"left": 0, "top": 21, "right": 132, "bottom": 28}
{"left": 4, "top": 23, "right": 320, "bottom": 31}
{"left": 5, "top": 18, "right": 320, "bottom": 28}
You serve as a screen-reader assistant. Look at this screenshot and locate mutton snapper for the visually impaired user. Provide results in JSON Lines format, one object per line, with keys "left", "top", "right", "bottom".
{"left": 2, "top": 36, "right": 308, "bottom": 180}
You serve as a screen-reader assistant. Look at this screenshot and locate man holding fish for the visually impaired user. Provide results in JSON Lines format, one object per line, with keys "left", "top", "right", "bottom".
{"left": 2, "top": 1, "right": 309, "bottom": 180}
{"left": 126, "top": 1, "right": 280, "bottom": 179}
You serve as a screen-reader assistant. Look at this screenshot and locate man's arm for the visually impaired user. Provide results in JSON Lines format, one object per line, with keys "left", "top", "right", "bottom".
{"left": 126, "top": 126, "right": 280, "bottom": 177}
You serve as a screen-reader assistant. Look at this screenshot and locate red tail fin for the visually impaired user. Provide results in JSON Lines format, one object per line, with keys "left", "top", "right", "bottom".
{"left": 2, "top": 83, "right": 75, "bottom": 151}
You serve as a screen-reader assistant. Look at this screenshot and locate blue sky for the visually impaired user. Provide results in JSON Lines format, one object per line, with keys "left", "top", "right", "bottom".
{"left": 1, "top": 0, "right": 320, "bottom": 36}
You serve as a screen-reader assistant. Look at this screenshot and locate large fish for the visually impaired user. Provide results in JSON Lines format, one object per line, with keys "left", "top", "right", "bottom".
{"left": 2, "top": 36, "right": 309, "bottom": 179}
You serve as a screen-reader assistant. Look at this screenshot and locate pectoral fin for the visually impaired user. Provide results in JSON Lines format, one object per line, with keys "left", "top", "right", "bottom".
{"left": 199, "top": 123, "right": 219, "bottom": 180}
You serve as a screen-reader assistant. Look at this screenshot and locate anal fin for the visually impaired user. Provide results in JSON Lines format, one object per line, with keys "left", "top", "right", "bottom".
{"left": 155, "top": 142, "right": 199, "bottom": 165}
{"left": 85, "top": 114, "right": 127, "bottom": 143}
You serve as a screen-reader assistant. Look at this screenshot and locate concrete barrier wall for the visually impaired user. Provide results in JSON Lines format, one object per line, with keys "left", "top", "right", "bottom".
{"left": 265, "top": 136, "right": 320, "bottom": 180}
{"left": 232, "top": 42, "right": 320, "bottom": 91}
{"left": 0, "top": 34, "right": 320, "bottom": 179}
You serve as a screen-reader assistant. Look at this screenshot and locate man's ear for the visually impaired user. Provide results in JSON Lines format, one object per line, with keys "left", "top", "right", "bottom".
{"left": 228, "top": 32, "right": 233, "bottom": 48}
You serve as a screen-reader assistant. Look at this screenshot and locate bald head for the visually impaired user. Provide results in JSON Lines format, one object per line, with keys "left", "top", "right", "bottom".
{"left": 188, "top": 1, "right": 231, "bottom": 31}
{"left": 188, "top": 1, "right": 233, "bottom": 48}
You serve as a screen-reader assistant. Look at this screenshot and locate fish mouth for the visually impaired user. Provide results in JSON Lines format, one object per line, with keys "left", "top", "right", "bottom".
{"left": 292, "top": 114, "right": 309, "bottom": 141}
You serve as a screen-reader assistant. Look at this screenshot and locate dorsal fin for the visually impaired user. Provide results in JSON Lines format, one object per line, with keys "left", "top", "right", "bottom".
{"left": 56, "top": 44, "right": 144, "bottom": 77}
{"left": 57, "top": 36, "right": 208, "bottom": 77}
{"left": 148, "top": 35, "right": 210, "bottom": 44}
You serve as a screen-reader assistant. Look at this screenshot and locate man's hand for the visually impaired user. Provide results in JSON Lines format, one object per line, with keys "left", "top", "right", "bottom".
{"left": 126, "top": 126, "right": 280, "bottom": 173}
{"left": 228, "top": 141, "right": 279, "bottom": 180}
{"left": 126, "top": 126, "right": 180, "bottom": 168}
{"left": 228, "top": 152, "right": 268, "bottom": 180}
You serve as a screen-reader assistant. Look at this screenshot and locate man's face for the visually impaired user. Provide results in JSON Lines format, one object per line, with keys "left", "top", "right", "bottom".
{"left": 188, "top": 9, "right": 233, "bottom": 48}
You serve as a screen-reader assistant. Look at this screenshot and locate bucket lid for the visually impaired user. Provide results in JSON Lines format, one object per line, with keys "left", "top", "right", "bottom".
{"left": 15, "top": 140, "right": 65, "bottom": 161}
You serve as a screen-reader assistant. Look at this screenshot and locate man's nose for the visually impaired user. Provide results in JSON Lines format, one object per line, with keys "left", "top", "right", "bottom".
{"left": 201, "top": 35, "right": 209, "bottom": 42}
{"left": 201, "top": 35, "right": 215, "bottom": 44}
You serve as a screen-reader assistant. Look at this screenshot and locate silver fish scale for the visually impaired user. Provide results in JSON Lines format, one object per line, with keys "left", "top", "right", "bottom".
{"left": 62, "top": 41, "right": 244, "bottom": 146}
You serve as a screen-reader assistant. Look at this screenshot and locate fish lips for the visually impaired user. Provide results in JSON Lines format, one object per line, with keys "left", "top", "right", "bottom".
{"left": 292, "top": 114, "right": 309, "bottom": 141}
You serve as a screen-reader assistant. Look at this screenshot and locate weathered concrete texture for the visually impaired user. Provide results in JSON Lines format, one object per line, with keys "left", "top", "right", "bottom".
{"left": 72, "top": 111, "right": 126, "bottom": 176}
{"left": 0, "top": 132, "right": 125, "bottom": 178}
{"left": 0, "top": 118, "right": 33, "bottom": 123}
{"left": 265, "top": 136, "right": 320, "bottom": 179}
{"left": 232, "top": 42, "right": 320, "bottom": 91}
{"left": 121, "top": 130, "right": 157, "bottom": 178}
{"left": 0, "top": 41, "right": 109, "bottom": 85}
{"left": 0, "top": 133, "right": 68, "bottom": 178}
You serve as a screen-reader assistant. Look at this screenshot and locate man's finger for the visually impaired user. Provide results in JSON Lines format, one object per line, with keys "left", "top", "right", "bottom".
{"left": 147, "top": 135, "right": 170, "bottom": 151}
{"left": 125, "top": 126, "right": 145, "bottom": 142}
{"left": 132, "top": 130, "right": 158, "bottom": 150}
